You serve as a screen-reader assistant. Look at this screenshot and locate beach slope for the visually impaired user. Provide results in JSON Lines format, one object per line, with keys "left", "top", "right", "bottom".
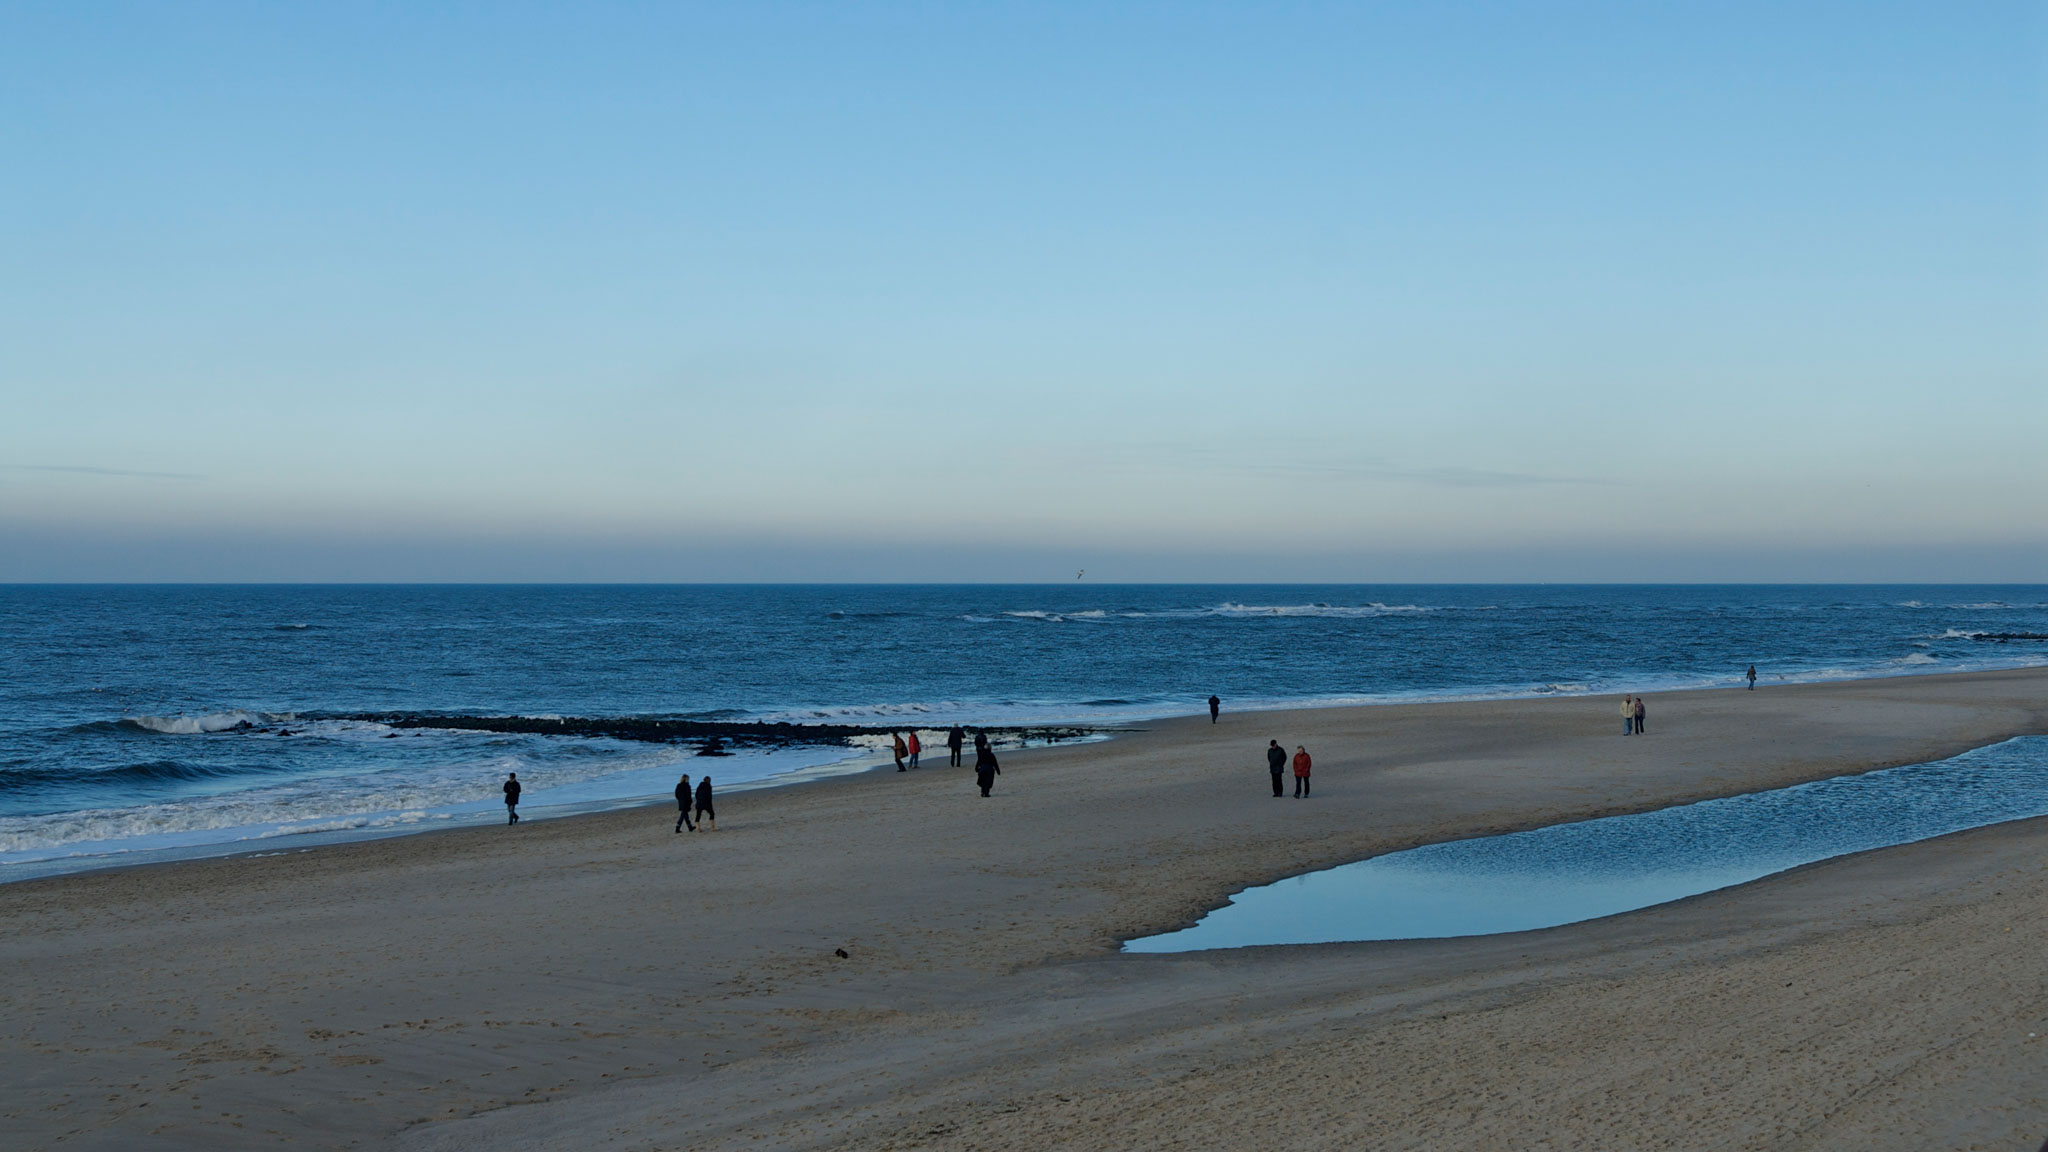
{"left": 3, "top": 668, "right": 2046, "bottom": 1150}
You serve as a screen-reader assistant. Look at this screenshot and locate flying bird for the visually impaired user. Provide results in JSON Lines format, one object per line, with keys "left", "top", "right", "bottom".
{"left": 1076, "top": 569, "right": 1085, "bottom": 580}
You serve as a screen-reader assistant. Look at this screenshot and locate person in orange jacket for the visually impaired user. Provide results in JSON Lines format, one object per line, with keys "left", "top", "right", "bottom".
{"left": 1292, "top": 745, "right": 1312, "bottom": 798}
{"left": 906, "top": 730, "right": 922, "bottom": 769}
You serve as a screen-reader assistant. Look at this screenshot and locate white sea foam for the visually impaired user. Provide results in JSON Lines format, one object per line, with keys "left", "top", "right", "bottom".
{"left": 1206, "top": 601, "right": 1436, "bottom": 618}
{"left": 994, "top": 609, "right": 1108, "bottom": 623}
{"left": 761, "top": 700, "right": 964, "bottom": 723}
{"left": 0, "top": 740, "right": 858, "bottom": 864}
{"left": 127, "top": 709, "right": 277, "bottom": 734}
{"left": 977, "top": 602, "right": 1450, "bottom": 624}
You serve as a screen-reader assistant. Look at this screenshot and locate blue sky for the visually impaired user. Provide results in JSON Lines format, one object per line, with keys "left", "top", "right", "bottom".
{"left": 2, "top": 2, "right": 2042, "bottom": 581}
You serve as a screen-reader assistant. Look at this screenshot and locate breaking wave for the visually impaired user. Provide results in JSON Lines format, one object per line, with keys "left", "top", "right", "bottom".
{"left": 125, "top": 710, "right": 280, "bottom": 735}
{"left": 978, "top": 602, "right": 1453, "bottom": 623}
{"left": 1203, "top": 601, "right": 1437, "bottom": 618}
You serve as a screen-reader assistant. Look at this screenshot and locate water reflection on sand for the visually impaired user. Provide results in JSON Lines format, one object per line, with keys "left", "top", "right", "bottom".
{"left": 1126, "top": 736, "right": 2048, "bottom": 952}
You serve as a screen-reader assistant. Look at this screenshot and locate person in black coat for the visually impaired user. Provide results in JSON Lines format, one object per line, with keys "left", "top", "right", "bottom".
{"left": 674, "top": 773, "right": 695, "bottom": 833}
{"left": 947, "top": 725, "right": 966, "bottom": 767}
{"left": 1265, "top": 740, "right": 1287, "bottom": 798}
{"left": 694, "top": 775, "right": 716, "bottom": 831}
{"left": 974, "top": 743, "right": 1000, "bottom": 797}
{"left": 503, "top": 772, "right": 521, "bottom": 824}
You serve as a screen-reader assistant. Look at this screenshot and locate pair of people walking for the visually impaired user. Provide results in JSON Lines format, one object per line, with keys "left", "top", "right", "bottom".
{"left": 1621, "top": 695, "right": 1647, "bottom": 735}
{"left": 1265, "top": 740, "right": 1311, "bottom": 797}
{"left": 892, "top": 731, "right": 921, "bottom": 771}
{"left": 674, "top": 774, "right": 715, "bottom": 832}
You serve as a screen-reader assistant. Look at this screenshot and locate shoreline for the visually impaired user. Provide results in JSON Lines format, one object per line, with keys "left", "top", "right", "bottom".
{"left": 11, "top": 656, "right": 2048, "bottom": 885}
{"left": 15, "top": 663, "right": 2048, "bottom": 923}
{"left": 5, "top": 665, "right": 2048, "bottom": 1149}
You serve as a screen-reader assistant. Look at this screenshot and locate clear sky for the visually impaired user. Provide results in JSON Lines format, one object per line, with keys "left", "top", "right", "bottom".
{"left": 2, "top": 2, "right": 2043, "bottom": 581}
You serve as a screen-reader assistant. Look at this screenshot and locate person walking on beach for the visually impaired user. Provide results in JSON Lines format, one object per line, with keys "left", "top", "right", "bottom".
{"left": 947, "top": 725, "right": 965, "bottom": 767}
{"left": 1746, "top": 665, "right": 1758, "bottom": 691}
{"left": 503, "top": 772, "right": 521, "bottom": 824}
{"left": 1209, "top": 695, "right": 1221, "bottom": 724}
{"left": 974, "top": 740, "right": 1001, "bottom": 797}
{"left": 1634, "top": 696, "right": 1648, "bottom": 736}
{"left": 906, "top": 730, "right": 921, "bottom": 770}
{"left": 674, "top": 773, "right": 695, "bottom": 833}
{"left": 694, "top": 775, "right": 716, "bottom": 831}
{"left": 892, "top": 732, "right": 908, "bottom": 772}
{"left": 1266, "top": 740, "right": 1287, "bottom": 798}
{"left": 1621, "top": 695, "right": 1634, "bottom": 736}
{"left": 1291, "top": 745, "right": 1312, "bottom": 798}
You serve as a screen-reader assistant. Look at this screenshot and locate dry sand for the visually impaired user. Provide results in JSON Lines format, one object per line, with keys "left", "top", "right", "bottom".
{"left": 4, "top": 667, "right": 2047, "bottom": 1150}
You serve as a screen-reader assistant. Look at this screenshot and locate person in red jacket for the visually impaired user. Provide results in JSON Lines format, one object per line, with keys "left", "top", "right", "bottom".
{"left": 906, "top": 730, "right": 922, "bottom": 769}
{"left": 1292, "top": 746, "right": 1312, "bottom": 798}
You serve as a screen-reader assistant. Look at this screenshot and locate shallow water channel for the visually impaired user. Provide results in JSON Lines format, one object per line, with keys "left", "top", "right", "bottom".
{"left": 1125, "top": 736, "right": 2048, "bottom": 952}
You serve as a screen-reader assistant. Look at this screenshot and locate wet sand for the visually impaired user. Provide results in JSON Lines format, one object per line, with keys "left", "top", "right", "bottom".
{"left": 3, "top": 667, "right": 2046, "bottom": 1150}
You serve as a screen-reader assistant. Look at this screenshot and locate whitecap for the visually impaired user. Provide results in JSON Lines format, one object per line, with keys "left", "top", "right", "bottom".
{"left": 126, "top": 710, "right": 271, "bottom": 735}
{"left": 1208, "top": 602, "right": 1437, "bottom": 618}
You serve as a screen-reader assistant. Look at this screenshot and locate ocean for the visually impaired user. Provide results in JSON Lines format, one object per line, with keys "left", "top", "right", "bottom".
{"left": 3, "top": 584, "right": 2044, "bottom": 879}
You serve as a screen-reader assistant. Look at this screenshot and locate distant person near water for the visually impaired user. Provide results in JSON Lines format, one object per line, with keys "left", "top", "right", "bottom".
{"left": 1634, "top": 696, "right": 1647, "bottom": 735}
{"left": 1209, "top": 695, "right": 1221, "bottom": 723}
{"left": 1291, "top": 746, "right": 1311, "bottom": 798}
{"left": 1621, "top": 696, "right": 1634, "bottom": 736}
{"left": 892, "top": 732, "right": 908, "bottom": 772}
{"left": 694, "top": 775, "right": 716, "bottom": 831}
{"left": 1747, "top": 664, "right": 1758, "bottom": 690}
{"left": 974, "top": 740, "right": 1000, "bottom": 797}
{"left": 947, "top": 725, "right": 965, "bottom": 767}
{"left": 906, "top": 730, "right": 921, "bottom": 769}
{"left": 1266, "top": 740, "right": 1287, "bottom": 797}
{"left": 503, "top": 772, "right": 521, "bottom": 824}
{"left": 674, "top": 773, "right": 694, "bottom": 833}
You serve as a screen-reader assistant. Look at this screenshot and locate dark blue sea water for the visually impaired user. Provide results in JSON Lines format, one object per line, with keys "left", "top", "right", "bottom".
{"left": 3, "top": 584, "right": 2045, "bottom": 876}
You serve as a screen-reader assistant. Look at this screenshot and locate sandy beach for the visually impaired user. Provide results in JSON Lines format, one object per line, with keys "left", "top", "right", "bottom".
{"left": 4, "top": 666, "right": 2047, "bottom": 1150}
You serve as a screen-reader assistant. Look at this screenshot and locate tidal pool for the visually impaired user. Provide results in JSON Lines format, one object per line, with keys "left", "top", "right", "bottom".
{"left": 1125, "top": 736, "right": 2048, "bottom": 952}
